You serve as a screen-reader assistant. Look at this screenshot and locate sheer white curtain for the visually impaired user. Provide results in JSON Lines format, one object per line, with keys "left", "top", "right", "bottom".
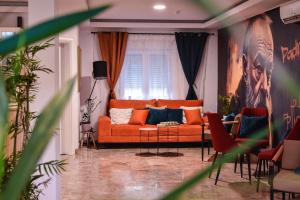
{"left": 117, "top": 34, "right": 188, "bottom": 100}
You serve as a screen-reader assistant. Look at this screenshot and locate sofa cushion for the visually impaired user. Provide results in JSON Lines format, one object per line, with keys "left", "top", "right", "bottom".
{"left": 184, "top": 109, "right": 203, "bottom": 125}
{"left": 282, "top": 140, "right": 300, "bottom": 170}
{"left": 157, "top": 99, "right": 203, "bottom": 108}
{"left": 146, "top": 108, "right": 168, "bottom": 125}
{"left": 167, "top": 108, "right": 183, "bottom": 124}
{"left": 178, "top": 124, "right": 202, "bottom": 136}
{"left": 111, "top": 124, "right": 157, "bottom": 136}
{"left": 110, "top": 108, "right": 133, "bottom": 124}
{"left": 110, "top": 99, "right": 156, "bottom": 109}
{"left": 129, "top": 109, "right": 149, "bottom": 125}
{"left": 273, "top": 169, "right": 300, "bottom": 193}
{"left": 240, "top": 115, "right": 268, "bottom": 138}
{"left": 180, "top": 106, "right": 203, "bottom": 123}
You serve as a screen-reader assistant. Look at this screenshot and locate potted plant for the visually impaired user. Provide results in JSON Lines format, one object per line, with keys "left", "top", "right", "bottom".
{"left": 218, "top": 93, "right": 234, "bottom": 117}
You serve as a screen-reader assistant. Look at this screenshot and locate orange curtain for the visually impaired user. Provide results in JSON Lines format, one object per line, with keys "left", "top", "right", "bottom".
{"left": 98, "top": 32, "right": 128, "bottom": 100}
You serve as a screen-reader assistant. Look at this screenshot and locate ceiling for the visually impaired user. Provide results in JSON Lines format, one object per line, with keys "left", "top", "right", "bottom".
{"left": 0, "top": 0, "right": 293, "bottom": 30}
{"left": 85, "top": 0, "right": 291, "bottom": 31}
{"left": 88, "top": 0, "right": 245, "bottom": 22}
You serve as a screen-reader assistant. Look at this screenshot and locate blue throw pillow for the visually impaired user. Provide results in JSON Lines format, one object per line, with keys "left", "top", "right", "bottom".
{"left": 295, "top": 166, "right": 300, "bottom": 174}
{"left": 240, "top": 115, "right": 268, "bottom": 138}
{"left": 146, "top": 108, "right": 168, "bottom": 125}
{"left": 167, "top": 108, "right": 183, "bottom": 124}
{"left": 224, "top": 113, "right": 235, "bottom": 132}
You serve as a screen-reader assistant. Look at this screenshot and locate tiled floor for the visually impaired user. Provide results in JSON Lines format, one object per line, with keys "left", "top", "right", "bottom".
{"left": 61, "top": 147, "right": 276, "bottom": 200}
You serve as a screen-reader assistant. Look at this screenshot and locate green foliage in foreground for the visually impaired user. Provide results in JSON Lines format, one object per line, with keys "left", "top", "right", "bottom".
{"left": 0, "top": 4, "right": 110, "bottom": 200}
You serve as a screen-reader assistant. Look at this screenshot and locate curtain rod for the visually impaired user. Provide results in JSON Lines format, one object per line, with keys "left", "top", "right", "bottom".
{"left": 91, "top": 32, "right": 215, "bottom": 36}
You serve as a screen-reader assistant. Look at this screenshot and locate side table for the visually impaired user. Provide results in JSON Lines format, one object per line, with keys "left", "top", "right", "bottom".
{"left": 80, "top": 123, "right": 96, "bottom": 148}
{"left": 138, "top": 127, "right": 158, "bottom": 156}
{"left": 157, "top": 125, "right": 180, "bottom": 156}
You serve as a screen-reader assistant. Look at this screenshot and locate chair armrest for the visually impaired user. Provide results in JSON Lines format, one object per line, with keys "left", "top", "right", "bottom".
{"left": 272, "top": 145, "right": 283, "bottom": 162}
{"left": 98, "top": 116, "right": 112, "bottom": 137}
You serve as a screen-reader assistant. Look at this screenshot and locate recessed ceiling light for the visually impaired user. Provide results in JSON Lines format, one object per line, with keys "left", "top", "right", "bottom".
{"left": 153, "top": 4, "right": 166, "bottom": 10}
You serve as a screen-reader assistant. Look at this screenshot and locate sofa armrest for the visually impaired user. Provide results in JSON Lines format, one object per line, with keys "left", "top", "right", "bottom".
{"left": 98, "top": 116, "right": 112, "bottom": 137}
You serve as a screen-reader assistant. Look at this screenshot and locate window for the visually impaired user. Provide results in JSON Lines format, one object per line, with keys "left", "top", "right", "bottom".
{"left": 0, "top": 28, "right": 20, "bottom": 66}
{"left": 118, "top": 34, "right": 184, "bottom": 100}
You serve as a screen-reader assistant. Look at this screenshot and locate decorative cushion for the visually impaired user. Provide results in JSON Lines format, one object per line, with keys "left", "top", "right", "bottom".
{"left": 180, "top": 106, "right": 203, "bottom": 123}
{"left": 129, "top": 109, "right": 149, "bottom": 125}
{"left": 167, "top": 108, "right": 183, "bottom": 124}
{"left": 273, "top": 169, "right": 300, "bottom": 193}
{"left": 146, "top": 104, "right": 167, "bottom": 110}
{"left": 224, "top": 113, "right": 235, "bottom": 132}
{"left": 146, "top": 108, "right": 168, "bottom": 125}
{"left": 184, "top": 109, "right": 203, "bottom": 125}
{"left": 110, "top": 108, "right": 133, "bottom": 124}
{"left": 282, "top": 140, "right": 300, "bottom": 170}
{"left": 239, "top": 115, "right": 268, "bottom": 138}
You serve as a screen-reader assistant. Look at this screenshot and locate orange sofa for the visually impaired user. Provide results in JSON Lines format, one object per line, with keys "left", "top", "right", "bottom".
{"left": 98, "top": 99, "right": 206, "bottom": 143}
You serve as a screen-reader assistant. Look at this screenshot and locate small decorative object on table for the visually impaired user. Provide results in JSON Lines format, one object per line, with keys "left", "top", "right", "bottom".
{"left": 158, "top": 121, "right": 180, "bottom": 127}
{"left": 157, "top": 121, "right": 180, "bottom": 156}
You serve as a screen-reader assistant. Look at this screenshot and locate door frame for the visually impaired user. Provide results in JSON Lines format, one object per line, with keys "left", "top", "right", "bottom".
{"left": 59, "top": 38, "right": 75, "bottom": 155}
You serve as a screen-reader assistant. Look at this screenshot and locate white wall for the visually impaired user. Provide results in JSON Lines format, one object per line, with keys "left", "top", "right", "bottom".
{"left": 28, "top": 1, "right": 60, "bottom": 200}
{"left": 0, "top": 13, "right": 27, "bottom": 27}
{"left": 79, "top": 30, "right": 110, "bottom": 130}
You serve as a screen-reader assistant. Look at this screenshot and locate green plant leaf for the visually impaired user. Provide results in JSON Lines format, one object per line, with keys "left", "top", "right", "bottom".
{"left": 0, "top": 4, "right": 111, "bottom": 56}
{"left": 0, "top": 75, "right": 8, "bottom": 185}
{"left": 0, "top": 77, "right": 75, "bottom": 200}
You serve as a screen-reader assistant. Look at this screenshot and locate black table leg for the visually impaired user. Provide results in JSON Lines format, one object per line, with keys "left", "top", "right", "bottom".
{"left": 201, "top": 124, "right": 205, "bottom": 161}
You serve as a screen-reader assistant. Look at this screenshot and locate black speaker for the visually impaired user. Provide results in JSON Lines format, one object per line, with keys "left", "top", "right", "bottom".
{"left": 17, "top": 16, "right": 23, "bottom": 28}
{"left": 93, "top": 61, "right": 107, "bottom": 80}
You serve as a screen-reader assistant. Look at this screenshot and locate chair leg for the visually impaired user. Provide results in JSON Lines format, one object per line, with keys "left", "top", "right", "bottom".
{"left": 234, "top": 157, "right": 238, "bottom": 173}
{"left": 282, "top": 192, "right": 286, "bottom": 200}
{"left": 270, "top": 189, "right": 274, "bottom": 200}
{"left": 240, "top": 154, "right": 244, "bottom": 178}
{"left": 215, "top": 154, "right": 223, "bottom": 185}
{"left": 254, "top": 161, "right": 259, "bottom": 178}
{"left": 209, "top": 152, "right": 218, "bottom": 178}
{"left": 246, "top": 154, "right": 251, "bottom": 184}
{"left": 256, "top": 159, "right": 262, "bottom": 192}
{"left": 263, "top": 160, "right": 266, "bottom": 175}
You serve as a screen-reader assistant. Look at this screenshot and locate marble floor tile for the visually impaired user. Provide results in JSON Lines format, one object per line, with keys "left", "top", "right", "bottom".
{"left": 60, "top": 147, "right": 284, "bottom": 200}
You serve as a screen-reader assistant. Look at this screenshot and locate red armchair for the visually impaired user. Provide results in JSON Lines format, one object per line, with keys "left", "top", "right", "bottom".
{"left": 207, "top": 113, "right": 251, "bottom": 185}
{"left": 256, "top": 118, "right": 300, "bottom": 191}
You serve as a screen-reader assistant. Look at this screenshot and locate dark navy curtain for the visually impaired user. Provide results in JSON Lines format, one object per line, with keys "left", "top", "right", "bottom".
{"left": 175, "top": 32, "right": 208, "bottom": 100}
